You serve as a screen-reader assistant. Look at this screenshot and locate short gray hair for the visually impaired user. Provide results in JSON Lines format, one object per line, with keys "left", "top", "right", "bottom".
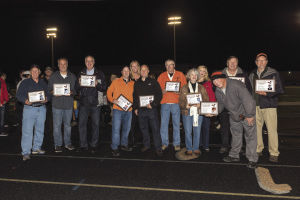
{"left": 186, "top": 68, "right": 200, "bottom": 81}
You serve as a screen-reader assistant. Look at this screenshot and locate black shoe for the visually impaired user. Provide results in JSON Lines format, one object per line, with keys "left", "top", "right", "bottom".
{"left": 141, "top": 146, "right": 150, "bottom": 153}
{"left": 247, "top": 161, "right": 257, "bottom": 169}
{"left": 269, "top": 155, "right": 279, "bottom": 163}
{"left": 76, "top": 147, "right": 88, "bottom": 152}
{"left": 155, "top": 149, "right": 163, "bottom": 157}
{"left": 90, "top": 147, "right": 97, "bottom": 154}
{"left": 65, "top": 145, "right": 75, "bottom": 151}
{"left": 55, "top": 146, "right": 63, "bottom": 153}
{"left": 121, "top": 146, "right": 133, "bottom": 152}
{"left": 223, "top": 156, "right": 240, "bottom": 163}
{"left": 257, "top": 152, "right": 263, "bottom": 157}
{"left": 112, "top": 149, "right": 120, "bottom": 157}
{"left": 219, "top": 147, "right": 228, "bottom": 154}
{"left": 0, "top": 132, "right": 8, "bottom": 137}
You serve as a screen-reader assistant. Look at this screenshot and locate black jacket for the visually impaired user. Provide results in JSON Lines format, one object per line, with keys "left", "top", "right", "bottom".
{"left": 133, "top": 77, "right": 162, "bottom": 110}
{"left": 77, "top": 67, "right": 106, "bottom": 106}
{"left": 249, "top": 66, "right": 284, "bottom": 108}
{"left": 222, "top": 67, "right": 252, "bottom": 93}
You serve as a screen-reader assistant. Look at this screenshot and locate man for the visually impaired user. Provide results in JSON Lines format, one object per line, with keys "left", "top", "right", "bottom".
{"left": 157, "top": 59, "right": 187, "bottom": 151}
{"left": 43, "top": 66, "right": 53, "bottom": 84}
{"left": 16, "top": 65, "right": 50, "bottom": 161}
{"left": 249, "top": 53, "right": 284, "bottom": 163}
{"left": 212, "top": 71, "right": 258, "bottom": 169}
{"left": 218, "top": 56, "right": 252, "bottom": 154}
{"left": 77, "top": 55, "right": 106, "bottom": 153}
{"left": 0, "top": 72, "right": 9, "bottom": 136}
{"left": 48, "top": 58, "right": 77, "bottom": 153}
{"left": 107, "top": 66, "right": 134, "bottom": 156}
{"left": 133, "top": 65, "right": 163, "bottom": 156}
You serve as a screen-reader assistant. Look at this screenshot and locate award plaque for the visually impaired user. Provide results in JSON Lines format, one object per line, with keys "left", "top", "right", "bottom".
{"left": 53, "top": 84, "right": 70, "bottom": 96}
{"left": 165, "top": 81, "right": 180, "bottom": 92}
{"left": 200, "top": 102, "right": 218, "bottom": 115}
{"left": 139, "top": 95, "right": 154, "bottom": 107}
{"left": 116, "top": 95, "right": 132, "bottom": 111}
{"left": 80, "top": 75, "right": 96, "bottom": 87}
{"left": 228, "top": 76, "right": 245, "bottom": 83}
{"left": 186, "top": 94, "right": 202, "bottom": 105}
{"left": 255, "top": 79, "right": 275, "bottom": 92}
{"left": 28, "top": 91, "right": 46, "bottom": 103}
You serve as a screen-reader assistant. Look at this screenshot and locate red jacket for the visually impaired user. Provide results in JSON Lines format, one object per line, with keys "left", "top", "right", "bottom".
{"left": 0, "top": 78, "right": 9, "bottom": 105}
{"left": 199, "top": 80, "right": 216, "bottom": 102}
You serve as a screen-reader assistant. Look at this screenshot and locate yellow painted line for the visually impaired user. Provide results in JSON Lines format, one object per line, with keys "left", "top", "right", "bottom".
{"left": 1, "top": 153, "right": 300, "bottom": 168}
{"left": 0, "top": 177, "right": 299, "bottom": 199}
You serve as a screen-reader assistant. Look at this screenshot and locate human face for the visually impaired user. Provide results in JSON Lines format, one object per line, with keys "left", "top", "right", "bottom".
{"left": 1, "top": 75, "right": 6, "bottom": 80}
{"left": 198, "top": 67, "right": 207, "bottom": 79}
{"left": 140, "top": 65, "right": 149, "bottom": 78}
{"left": 255, "top": 56, "right": 268, "bottom": 71}
{"left": 85, "top": 56, "right": 95, "bottom": 70}
{"left": 121, "top": 67, "right": 130, "bottom": 79}
{"left": 165, "top": 61, "right": 175, "bottom": 74}
{"left": 213, "top": 78, "right": 226, "bottom": 89}
{"left": 45, "top": 69, "right": 53, "bottom": 77}
{"left": 131, "top": 62, "right": 139, "bottom": 73}
{"left": 189, "top": 71, "right": 198, "bottom": 83}
{"left": 31, "top": 67, "right": 40, "bottom": 80}
{"left": 58, "top": 59, "right": 68, "bottom": 73}
{"left": 227, "top": 58, "right": 238, "bottom": 71}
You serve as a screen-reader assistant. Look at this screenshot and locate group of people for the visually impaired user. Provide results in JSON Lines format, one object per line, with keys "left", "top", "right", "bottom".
{"left": 2, "top": 53, "right": 284, "bottom": 169}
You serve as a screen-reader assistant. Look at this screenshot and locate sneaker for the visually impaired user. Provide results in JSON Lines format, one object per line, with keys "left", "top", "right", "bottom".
{"left": 194, "top": 150, "right": 202, "bottom": 155}
{"left": 65, "top": 145, "right": 75, "bottom": 151}
{"left": 22, "top": 155, "right": 31, "bottom": 161}
{"left": 174, "top": 145, "right": 181, "bottom": 152}
{"left": 112, "top": 149, "right": 120, "bottom": 157}
{"left": 161, "top": 145, "right": 168, "bottom": 151}
{"left": 120, "top": 146, "right": 133, "bottom": 152}
{"left": 219, "top": 147, "right": 228, "bottom": 154}
{"left": 269, "top": 155, "right": 278, "bottom": 163}
{"left": 247, "top": 161, "right": 257, "bottom": 169}
{"left": 223, "top": 156, "right": 240, "bottom": 163}
{"left": 204, "top": 148, "right": 210, "bottom": 152}
{"left": 0, "top": 132, "right": 8, "bottom": 137}
{"left": 12, "top": 123, "right": 19, "bottom": 127}
{"left": 32, "top": 149, "right": 45, "bottom": 155}
{"left": 141, "top": 146, "right": 150, "bottom": 153}
{"left": 185, "top": 150, "right": 193, "bottom": 155}
{"left": 55, "top": 146, "right": 63, "bottom": 153}
{"left": 90, "top": 147, "right": 97, "bottom": 154}
{"left": 4, "top": 124, "right": 9, "bottom": 128}
{"left": 155, "top": 149, "right": 163, "bottom": 157}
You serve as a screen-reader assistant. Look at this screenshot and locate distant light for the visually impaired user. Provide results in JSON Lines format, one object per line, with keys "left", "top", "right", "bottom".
{"left": 46, "top": 32, "right": 57, "bottom": 38}
{"left": 168, "top": 21, "right": 182, "bottom": 25}
{"left": 168, "top": 16, "right": 182, "bottom": 26}
{"left": 168, "top": 16, "right": 181, "bottom": 21}
{"left": 288, "top": 71, "right": 292, "bottom": 75}
{"left": 46, "top": 27, "right": 57, "bottom": 32}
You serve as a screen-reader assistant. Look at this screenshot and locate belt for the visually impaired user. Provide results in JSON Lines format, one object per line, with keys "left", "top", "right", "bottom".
{"left": 31, "top": 104, "right": 43, "bottom": 107}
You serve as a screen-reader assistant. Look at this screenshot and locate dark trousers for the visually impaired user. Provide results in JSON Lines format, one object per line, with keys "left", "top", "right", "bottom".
{"left": 16, "top": 102, "right": 24, "bottom": 125}
{"left": 0, "top": 105, "right": 5, "bottom": 133}
{"left": 79, "top": 105, "right": 100, "bottom": 148}
{"left": 201, "top": 116, "right": 211, "bottom": 149}
{"left": 219, "top": 110, "right": 231, "bottom": 148}
{"left": 138, "top": 108, "right": 161, "bottom": 150}
{"left": 129, "top": 111, "right": 140, "bottom": 145}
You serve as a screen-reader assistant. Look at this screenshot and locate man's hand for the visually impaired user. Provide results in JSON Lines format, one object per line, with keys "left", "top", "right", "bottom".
{"left": 135, "top": 109, "right": 138, "bottom": 116}
{"left": 113, "top": 99, "right": 119, "bottom": 105}
{"left": 205, "top": 114, "right": 215, "bottom": 117}
{"left": 256, "top": 91, "right": 267, "bottom": 96}
{"left": 25, "top": 99, "right": 32, "bottom": 105}
{"left": 162, "top": 89, "right": 167, "bottom": 94}
{"left": 245, "top": 117, "right": 255, "bottom": 126}
{"left": 146, "top": 104, "right": 152, "bottom": 109}
{"left": 41, "top": 97, "right": 48, "bottom": 104}
{"left": 186, "top": 104, "right": 191, "bottom": 109}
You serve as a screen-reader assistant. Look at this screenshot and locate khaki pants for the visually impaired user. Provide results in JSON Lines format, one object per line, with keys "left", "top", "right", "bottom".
{"left": 256, "top": 106, "right": 279, "bottom": 156}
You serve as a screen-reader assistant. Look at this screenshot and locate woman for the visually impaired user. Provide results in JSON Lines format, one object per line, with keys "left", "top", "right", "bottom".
{"left": 129, "top": 60, "right": 140, "bottom": 81}
{"left": 197, "top": 65, "right": 216, "bottom": 152}
{"left": 179, "top": 68, "right": 209, "bottom": 155}
{"left": 0, "top": 72, "right": 9, "bottom": 136}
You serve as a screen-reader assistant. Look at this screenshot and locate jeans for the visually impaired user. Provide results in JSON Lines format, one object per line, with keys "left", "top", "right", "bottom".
{"left": 52, "top": 107, "right": 73, "bottom": 147}
{"left": 79, "top": 105, "right": 100, "bottom": 148}
{"left": 0, "top": 105, "right": 5, "bottom": 133}
{"left": 111, "top": 109, "right": 132, "bottom": 150}
{"left": 160, "top": 104, "right": 181, "bottom": 147}
{"left": 138, "top": 108, "right": 161, "bottom": 150}
{"left": 182, "top": 114, "right": 203, "bottom": 151}
{"left": 201, "top": 116, "right": 211, "bottom": 149}
{"left": 21, "top": 105, "right": 46, "bottom": 155}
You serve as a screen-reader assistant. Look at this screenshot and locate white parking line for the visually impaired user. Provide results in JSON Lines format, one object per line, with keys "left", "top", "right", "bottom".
{"left": 0, "top": 153, "right": 300, "bottom": 168}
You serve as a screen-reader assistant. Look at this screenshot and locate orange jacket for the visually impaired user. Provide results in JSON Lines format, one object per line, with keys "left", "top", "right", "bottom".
{"left": 107, "top": 77, "right": 135, "bottom": 111}
{"left": 157, "top": 70, "right": 187, "bottom": 104}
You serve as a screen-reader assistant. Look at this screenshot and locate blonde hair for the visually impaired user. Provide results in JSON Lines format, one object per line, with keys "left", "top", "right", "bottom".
{"left": 186, "top": 68, "right": 200, "bottom": 81}
{"left": 197, "top": 65, "right": 210, "bottom": 81}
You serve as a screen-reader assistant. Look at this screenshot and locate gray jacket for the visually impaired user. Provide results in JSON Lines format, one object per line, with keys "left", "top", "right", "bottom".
{"left": 48, "top": 71, "right": 77, "bottom": 110}
{"left": 215, "top": 78, "right": 256, "bottom": 122}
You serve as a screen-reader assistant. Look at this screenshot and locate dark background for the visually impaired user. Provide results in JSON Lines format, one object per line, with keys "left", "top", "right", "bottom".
{"left": 1, "top": 0, "right": 300, "bottom": 81}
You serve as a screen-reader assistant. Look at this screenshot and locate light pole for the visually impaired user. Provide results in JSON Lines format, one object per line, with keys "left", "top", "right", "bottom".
{"left": 168, "top": 16, "right": 181, "bottom": 62}
{"left": 46, "top": 27, "right": 57, "bottom": 67}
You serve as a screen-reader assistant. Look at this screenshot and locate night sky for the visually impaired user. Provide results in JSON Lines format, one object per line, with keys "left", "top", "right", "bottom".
{"left": 1, "top": 0, "right": 300, "bottom": 78}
